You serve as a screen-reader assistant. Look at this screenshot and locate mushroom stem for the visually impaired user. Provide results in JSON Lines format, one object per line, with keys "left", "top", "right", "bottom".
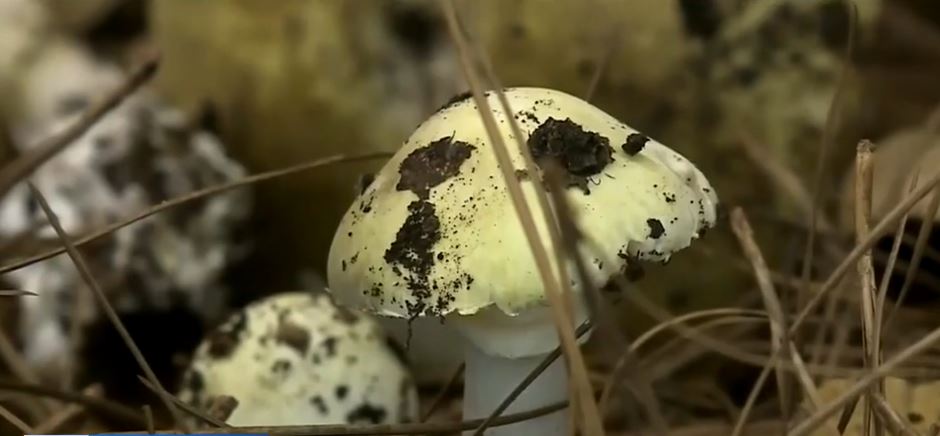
{"left": 462, "top": 341, "right": 568, "bottom": 436}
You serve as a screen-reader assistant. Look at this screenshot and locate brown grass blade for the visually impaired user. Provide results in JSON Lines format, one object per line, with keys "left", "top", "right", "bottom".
{"left": 28, "top": 183, "right": 189, "bottom": 431}
{"left": 799, "top": 0, "right": 857, "bottom": 310}
{"left": 0, "top": 379, "right": 143, "bottom": 424}
{"left": 144, "top": 405, "right": 155, "bottom": 434}
{"left": 32, "top": 383, "right": 102, "bottom": 434}
{"left": 439, "top": 2, "right": 603, "bottom": 435}
{"left": 854, "top": 141, "right": 880, "bottom": 435}
{"left": 420, "top": 363, "right": 464, "bottom": 422}
{"left": 0, "top": 54, "right": 159, "bottom": 200}
{"left": 870, "top": 394, "right": 922, "bottom": 436}
{"left": 0, "top": 404, "right": 31, "bottom": 434}
{"left": 875, "top": 169, "right": 921, "bottom": 348}
{"left": 469, "top": 323, "right": 592, "bottom": 436}
{"left": 109, "top": 401, "right": 569, "bottom": 435}
{"left": 0, "top": 152, "right": 390, "bottom": 275}
{"left": 790, "top": 169, "right": 940, "bottom": 335}
{"left": 885, "top": 183, "right": 940, "bottom": 331}
{"left": 0, "top": 327, "right": 53, "bottom": 415}
{"left": 729, "top": 207, "right": 797, "bottom": 425}
{"left": 0, "top": 289, "right": 36, "bottom": 297}
{"left": 600, "top": 309, "right": 767, "bottom": 414}
{"left": 137, "top": 376, "right": 227, "bottom": 429}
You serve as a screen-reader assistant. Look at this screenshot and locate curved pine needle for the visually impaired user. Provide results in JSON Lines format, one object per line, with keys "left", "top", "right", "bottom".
{"left": 0, "top": 152, "right": 391, "bottom": 275}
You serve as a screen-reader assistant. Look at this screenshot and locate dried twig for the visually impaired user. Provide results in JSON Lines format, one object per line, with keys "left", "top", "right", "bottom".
{"left": 32, "top": 383, "right": 102, "bottom": 434}
{"left": 0, "top": 326, "right": 53, "bottom": 415}
{"left": 799, "top": 0, "right": 857, "bottom": 312}
{"left": 737, "top": 134, "right": 834, "bottom": 233}
{"left": 137, "top": 376, "right": 227, "bottom": 429}
{"left": 470, "top": 323, "right": 592, "bottom": 436}
{"left": 870, "top": 394, "right": 921, "bottom": 436}
{"left": 875, "top": 170, "right": 921, "bottom": 348}
{"left": 543, "top": 164, "right": 668, "bottom": 434}
{"left": 0, "top": 152, "right": 390, "bottom": 275}
{"left": 439, "top": 2, "right": 602, "bottom": 435}
{"left": 0, "top": 55, "right": 159, "bottom": 200}
{"left": 885, "top": 183, "right": 940, "bottom": 331}
{"left": 584, "top": 25, "right": 623, "bottom": 102}
{"left": 144, "top": 405, "right": 155, "bottom": 434}
{"left": 729, "top": 208, "right": 820, "bottom": 434}
{"left": 600, "top": 308, "right": 766, "bottom": 413}
{"left": 111, "top": 401, "right": 569, "bottom": 435}
{"left": 420, "top": 364, "right": 464, "bottom": 422}
{"left": 791, "top": 169, "right": 940, "bottom": 334}
{"left": 0, "top": 404, "right": 31, "bottom": 434}
{"left": 29, "top": 183, "right": 189, "bottom": 431}
{"left": 0, "top": 379, "right": 143, "bottom": 424}
{"left": 0, "top": 289, "right": 36, "bottom": 297}
{"left": 854, "top": 141, "right": 881, "bottom": 436}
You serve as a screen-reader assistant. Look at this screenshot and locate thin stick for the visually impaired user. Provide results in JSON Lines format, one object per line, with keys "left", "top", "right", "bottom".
{"left": 0, "top": 55, "right": 159, "bottom": 200}
{"left": 543, "top": 164, "right": 668, "bottom": 434}
{"left": 464, "top": 16, "right": 610, "bottom": 434}
{"left": 875, "top": 170, "right": 921, "bottom": 349}
{"left": 112, "top": 401, "right": 569, "bottom": 436}
{"left": 737, "top": 134, "right": 834, "bottom": 233}
{"left": 870, "top": 394, "right": 921, "bottom": 436}
{"left": 0, "top": 327, "right": 53, "bottom": 414}
{"left": 471, "top": 323, "right": 592, "bottom": 436}
{"left": 885, "top": 183, "right": 940, "bottom": 331}
{"left": 32, "top": 383, "right": 102, "bottom": 434}
{"left": 439, "top": 3, "right": 603, "bottom": 435}
{"left": 420, "top": 364, "right": 464, "bottom": 422}
{"left": 0, "top": 379, "right": 143, "bottom": 424}
{"left": 584, "top": 25, "right": 623, "bottom": 102}
{"left": 144, "top": 405, "right": 155, "bottom": 434}
{"left": 137, "top": 376, "right": 227, "bottom": 429}
{"left": 729, "top": 208, "right": 796, "bottom": 424}
{"left": 0, "top": 152, "right": 391, "bottom": 275}
{"left": 798, "top": 0, "right": 857, "bottom": 315}
{"left": 29, "top": 183, "right": 189, "bottom": 431}
{"left": 0, "top": 404, "right": 31, "bottom": 434}
{"left": 855, "top": 141, "right": 881, "bottom": 436}
{"left": 791, "top": 169, "right": 940, "bottom": 335}
{"left": 0, "top": 289, "right": 36, "bottom": 297}
{"left": 789, "top": 324, "right": 940, "bottom": 436}
{"left": 600, "top": 309, "right": 767, "bottom": 413}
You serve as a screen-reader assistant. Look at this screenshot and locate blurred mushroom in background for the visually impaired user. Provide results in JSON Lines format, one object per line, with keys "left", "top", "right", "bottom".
{"left": 0, "top": 7, "right": 252, "bottom": 388}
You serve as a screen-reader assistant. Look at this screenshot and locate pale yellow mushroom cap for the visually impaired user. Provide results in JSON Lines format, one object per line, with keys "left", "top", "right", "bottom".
{"left": 327, "top": 87, "right": 717, "bottom": 322}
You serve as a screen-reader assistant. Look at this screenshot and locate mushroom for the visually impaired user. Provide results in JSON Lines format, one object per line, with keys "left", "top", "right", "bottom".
{"left": 178, "top": 291, "right": 418, "bottom": 426}
{"left": 0, "top": 38, "right": 251, "bottom": 376}
{"left": 327, "top": 87, "right": 718, "bottom": 435}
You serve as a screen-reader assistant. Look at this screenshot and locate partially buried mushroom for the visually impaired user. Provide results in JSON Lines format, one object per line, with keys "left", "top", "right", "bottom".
{"left": 327, "top": 87, "right": 717, "bottom": 435}
{"left": 178, "top": 292, "right": 418, "bottom": 426}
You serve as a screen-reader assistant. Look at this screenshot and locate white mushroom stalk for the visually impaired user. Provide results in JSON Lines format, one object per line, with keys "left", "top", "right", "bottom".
{"left": 328, "top": 87, "right": 718, "bottom": 435}
{"left": 178, "top": 292, "right": 418, "bottom": 426}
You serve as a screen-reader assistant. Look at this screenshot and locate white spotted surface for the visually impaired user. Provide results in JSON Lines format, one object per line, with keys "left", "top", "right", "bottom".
{"left": 178, "top": 292, "right": 418, "bottom": 427}
{"left": 0, "top": 40, "right": 251, "bottom": 368}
